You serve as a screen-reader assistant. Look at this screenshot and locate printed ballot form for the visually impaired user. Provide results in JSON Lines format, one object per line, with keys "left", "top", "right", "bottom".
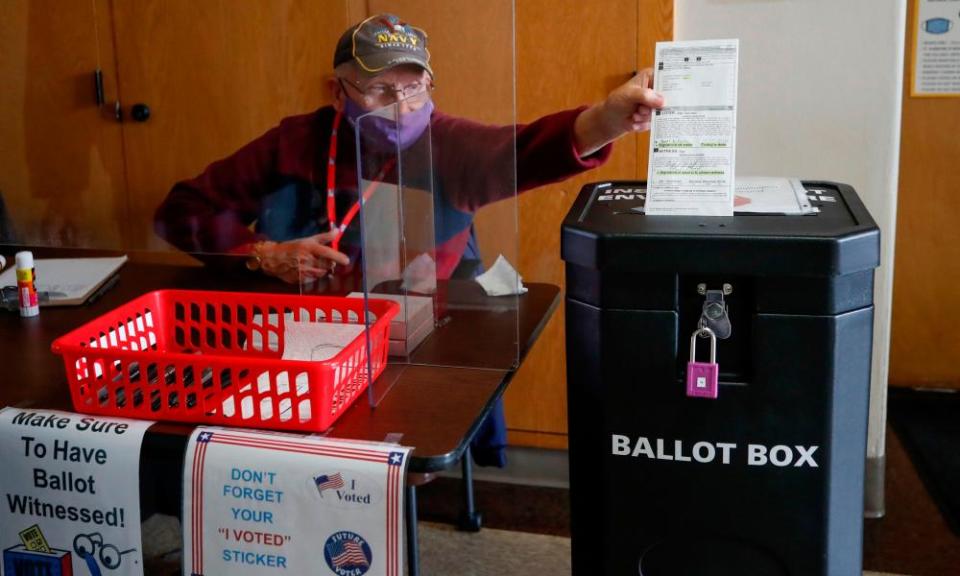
{"left": 646, "top": 39, "right": 740, "bottom": 216}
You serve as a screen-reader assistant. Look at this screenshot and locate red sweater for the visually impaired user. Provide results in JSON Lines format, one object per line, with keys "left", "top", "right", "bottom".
{"left": 154, "top": 105, "right": 611, "bottom": 277}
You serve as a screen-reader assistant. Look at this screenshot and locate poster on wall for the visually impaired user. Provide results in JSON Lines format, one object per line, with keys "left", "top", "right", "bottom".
{"left": 912, "top": 0, "right": 960, "bottom": 96}
{"left": 182, "top": 427, "right": 411, "bottom": 576}
{"left": 0, "top": 408, "right": 153, "bottom": 576}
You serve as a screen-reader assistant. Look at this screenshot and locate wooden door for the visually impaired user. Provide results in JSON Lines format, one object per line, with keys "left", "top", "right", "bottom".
{"left": 890, "top": 0, "right": 960, "bottom": 389}
{"left": 111, "top": 0, "right": 352, "bottom": 252}
{"left": 0, "top": 0, "right": 127, "bottom": 249}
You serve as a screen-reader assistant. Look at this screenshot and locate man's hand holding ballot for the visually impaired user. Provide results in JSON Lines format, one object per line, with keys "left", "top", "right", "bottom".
{"left": 574, "top": 69, "right": 666, "bottom": 157}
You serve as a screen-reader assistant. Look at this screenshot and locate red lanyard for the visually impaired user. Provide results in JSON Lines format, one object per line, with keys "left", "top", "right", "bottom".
{"left": 326, "top": 111, "right": 395, "bottom": 252}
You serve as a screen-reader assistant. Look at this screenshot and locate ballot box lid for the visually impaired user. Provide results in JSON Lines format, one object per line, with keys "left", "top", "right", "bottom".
{"left": 561, "top": 180, "right": 880, "bottom": 276}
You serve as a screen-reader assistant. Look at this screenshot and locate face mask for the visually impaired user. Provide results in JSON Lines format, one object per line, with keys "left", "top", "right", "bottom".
{"left": 924, "top": 18, "right": 953, "bottom": 34}
{"left": 344, "top": 97, "right": 434, "bottom": 153}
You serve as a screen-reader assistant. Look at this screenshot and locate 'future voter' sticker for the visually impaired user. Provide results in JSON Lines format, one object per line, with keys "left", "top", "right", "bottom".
{"left": 324, "top": 531, "right": 373, "bottom": 576}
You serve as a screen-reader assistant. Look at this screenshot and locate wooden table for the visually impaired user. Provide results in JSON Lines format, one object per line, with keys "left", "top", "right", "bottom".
{"left": 0, "top": 255, "right": 560, "bottom": 575}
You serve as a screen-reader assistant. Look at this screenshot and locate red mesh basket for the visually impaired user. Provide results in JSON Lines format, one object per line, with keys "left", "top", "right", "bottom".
{"left": 51, "top": 290, "right": 398, "bottom": 432}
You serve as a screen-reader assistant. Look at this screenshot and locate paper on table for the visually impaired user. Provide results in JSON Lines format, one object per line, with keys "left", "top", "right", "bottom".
{"left": 281, "top": 320, "right": 365, "bottom": 361}
{"left": 475, "top": 254, "right": 527, "bottom": 297}
{"left": 0, "top": 256, "right": 127, "bottom": 306}
{"left": 646, "top": 39, "right": 739, "bottom": 216}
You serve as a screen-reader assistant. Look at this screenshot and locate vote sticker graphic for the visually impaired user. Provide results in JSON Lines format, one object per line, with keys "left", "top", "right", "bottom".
{"left": 2, "top": 524, "right": 136, "bottom": 576}
{"left": 323, "top": 531, "right": 373, "bottom": 576}
{"left": 310, "top": 471, "right": 383, "bottom": 510}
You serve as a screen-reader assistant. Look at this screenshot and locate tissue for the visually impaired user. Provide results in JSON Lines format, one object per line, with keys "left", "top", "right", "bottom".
{"left": 475, "top": 255, "right": 528, "bottom": 296}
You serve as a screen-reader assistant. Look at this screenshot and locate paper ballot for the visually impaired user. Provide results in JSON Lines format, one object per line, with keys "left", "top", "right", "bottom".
{"left": 734, "top": 177, "right": 815, "bottom": 215}
{"left": 646, "top": 39, "right": 739, "bottom": 216}
{"left": 282, "top": 321, "right": 365, "bottom": 361}
{"left": 630, "top": 177, "right": 817, "bottom": 215}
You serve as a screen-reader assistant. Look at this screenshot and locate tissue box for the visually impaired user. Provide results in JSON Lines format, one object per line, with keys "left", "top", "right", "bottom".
{"left": 349, "top": 293, "right": 434, "bottom": 356}
{"left": 388, "top": 313, "right": 434, "bottom": 357}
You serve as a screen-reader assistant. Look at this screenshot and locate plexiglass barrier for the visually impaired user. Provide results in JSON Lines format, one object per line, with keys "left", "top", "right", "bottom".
{"left": 356, "top": 94, "right": 521, "bottom": 380}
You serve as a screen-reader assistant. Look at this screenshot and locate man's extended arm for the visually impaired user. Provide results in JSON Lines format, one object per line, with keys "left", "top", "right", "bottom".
{"left": 573, "top": 69, "right": 663, "bottom": 157}
{"left": 434, "top": 68, "right": 663, "bottom": 212}
{"left": 153, "top": 126, "right": 282, "bottom": 256}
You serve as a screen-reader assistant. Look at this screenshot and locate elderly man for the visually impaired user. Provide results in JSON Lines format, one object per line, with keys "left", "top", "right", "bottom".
{"left": 155, "top": 13, "right": 664, "bottom": 465}
{"left": 156, "top": 13, "right": 663, "bottom": 280}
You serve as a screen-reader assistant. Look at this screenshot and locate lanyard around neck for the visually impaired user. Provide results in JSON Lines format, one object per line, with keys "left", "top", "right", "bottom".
{"left": 326, "top": 111, "right": 395, "bottom": 252}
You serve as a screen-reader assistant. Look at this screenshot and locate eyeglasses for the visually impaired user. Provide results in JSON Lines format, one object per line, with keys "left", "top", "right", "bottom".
{"left": 338, "top": 77, "right": 434, "bottom": 105}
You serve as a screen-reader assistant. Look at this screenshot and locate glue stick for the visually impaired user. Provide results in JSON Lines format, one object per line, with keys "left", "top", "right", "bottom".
{"left": 15, "top": 251, "right": 39, "bottom": 317}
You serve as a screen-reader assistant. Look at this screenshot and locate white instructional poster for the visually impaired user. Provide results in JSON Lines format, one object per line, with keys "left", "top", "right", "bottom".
{"left": 913, "top": 0, "right": 960, "bottom": 96}
{"left": 646, "top": 39, "right": 740, "bottom": 216}
{"left": 0, "top": 408, "right": 153, "bottom": 576}
{"left": 182, "top": 427, "right": 411, "bottom": 576}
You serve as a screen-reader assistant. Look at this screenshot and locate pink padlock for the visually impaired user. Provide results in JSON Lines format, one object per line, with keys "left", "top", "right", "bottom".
{"left": 686, "top": 327, "right": 719, "bottom": 399}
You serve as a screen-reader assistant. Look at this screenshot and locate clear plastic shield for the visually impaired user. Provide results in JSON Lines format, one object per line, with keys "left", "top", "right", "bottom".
{"left": 356, "top": 93, "right": 520, "bottom": 392}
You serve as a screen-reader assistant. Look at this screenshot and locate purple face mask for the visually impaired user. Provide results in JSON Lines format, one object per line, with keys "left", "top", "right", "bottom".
{"left": 345, "top": 97, "right": 434, "bottom": 154}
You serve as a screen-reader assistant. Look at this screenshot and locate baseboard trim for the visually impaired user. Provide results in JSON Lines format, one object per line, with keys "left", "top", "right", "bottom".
{"left": 439, "top": 446, "right": 570, "bottom": 489}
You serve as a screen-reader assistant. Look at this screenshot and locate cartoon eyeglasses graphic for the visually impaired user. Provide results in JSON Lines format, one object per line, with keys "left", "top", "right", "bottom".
{"left": 73, "top": 532, "right": 137, "bottom": 575}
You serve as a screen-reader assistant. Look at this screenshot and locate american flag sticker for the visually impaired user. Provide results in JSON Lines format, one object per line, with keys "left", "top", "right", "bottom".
{"left": 315, "top": 472, "right": 345, "bottom": 495}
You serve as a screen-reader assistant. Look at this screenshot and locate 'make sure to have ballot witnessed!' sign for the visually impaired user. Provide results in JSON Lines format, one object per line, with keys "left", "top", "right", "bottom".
{"left": 0, "top": 408, "right": 152, "bottom": 576}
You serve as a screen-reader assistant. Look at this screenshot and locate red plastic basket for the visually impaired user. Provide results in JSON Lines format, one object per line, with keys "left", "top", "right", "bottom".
{"left": 51, "top": 290, "right": 398, "bottom": 432}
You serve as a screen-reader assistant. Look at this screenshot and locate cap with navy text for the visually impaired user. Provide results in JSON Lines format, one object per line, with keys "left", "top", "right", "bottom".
{"left": 334, "top": 14, "right": 432, "bottom": 76}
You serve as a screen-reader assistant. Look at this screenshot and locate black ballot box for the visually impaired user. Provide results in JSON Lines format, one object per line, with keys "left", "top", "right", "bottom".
{"left": 561, "top": 181, "right": 880, "bottom": 576}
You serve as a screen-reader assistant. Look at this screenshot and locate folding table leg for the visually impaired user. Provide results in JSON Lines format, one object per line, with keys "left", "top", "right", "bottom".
{"left": 406, "top": 484, "right": 420, "bottom": 576}
{"left": 457, "top": 446, "right": 483, "bottom": 532}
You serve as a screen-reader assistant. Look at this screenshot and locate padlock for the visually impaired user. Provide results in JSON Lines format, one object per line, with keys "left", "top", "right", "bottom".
{"left": 686, "top": 326, "right": 719, "bottom": 399}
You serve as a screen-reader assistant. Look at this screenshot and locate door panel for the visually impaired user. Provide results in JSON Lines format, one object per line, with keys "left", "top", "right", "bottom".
{"left": 112, "top": 0, "right": 351, "bottom": 251}
{"left": 890, "top": 0, "right": 960, "bottom": 388}
{"left": 0, "top": 0, "right": 126, "bottom": 248}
